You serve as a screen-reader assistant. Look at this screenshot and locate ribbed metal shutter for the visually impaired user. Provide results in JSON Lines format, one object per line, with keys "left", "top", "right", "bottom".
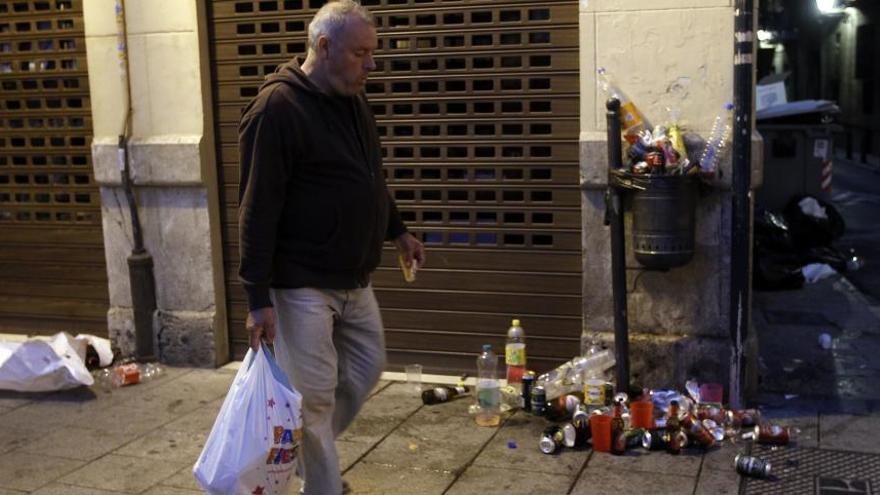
{"left": 209, "top": 0, "right": 581, "bottom": 373}
{"left": 0, "top": 0, "right": 107, "bottom": 335}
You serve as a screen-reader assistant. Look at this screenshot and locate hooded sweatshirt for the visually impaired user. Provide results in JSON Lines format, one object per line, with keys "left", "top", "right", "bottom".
{"left": 237, "top": 59, "right": 407, "bottom": 311}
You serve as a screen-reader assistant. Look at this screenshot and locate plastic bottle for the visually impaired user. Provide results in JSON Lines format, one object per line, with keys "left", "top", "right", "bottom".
{"left": 597, "top": 67, "right": 652, "bottom": 140}
{"left": 505, "top": 319, "right": 526, "bottom": 389}
{"left": 475, "top": 344, "right": 501, "bottom": 427}
{"left": 699, "top": 102, "right": 734, "bottom": 173}
{"left": 579, "top": 330, "right": 601, "bottom": 358}
{"left": 535, "top": 349, "right": 616, "bottom": 399}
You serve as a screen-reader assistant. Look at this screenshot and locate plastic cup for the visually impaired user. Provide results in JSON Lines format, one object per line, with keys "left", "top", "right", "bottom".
{"left": 404, "top": 364, "right": 423, "bottom": 396}
{"left": 699, "top": 383, "right": 724, "bottom": 404}
{"left": 630, "top": 401, "right": 654, "bottom": 429}
{"left": 590, "top": 415, "right": 612, "bottom": 452}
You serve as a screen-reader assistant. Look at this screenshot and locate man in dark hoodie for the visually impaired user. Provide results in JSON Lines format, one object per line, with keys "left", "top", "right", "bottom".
{"left": 237, "top": 1, "right": 425, "bottom": 493}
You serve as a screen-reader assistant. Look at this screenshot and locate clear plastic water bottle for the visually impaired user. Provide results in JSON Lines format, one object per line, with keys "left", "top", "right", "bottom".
{"left": 699, "top": 102, "right": 734, "bottom": 173}
{"left": 475, "top": 344, "right": 501, "bottom": 427}
{"left": 505, "top": 319, "right": 526, "bottom": 389}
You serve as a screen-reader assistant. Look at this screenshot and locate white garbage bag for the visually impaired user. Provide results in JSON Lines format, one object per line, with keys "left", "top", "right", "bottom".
{"left": 193, "top": 343, "right": 302, "bottom": 495}
{"left": 0, "top": 332, "right": 110, "bottom": 392}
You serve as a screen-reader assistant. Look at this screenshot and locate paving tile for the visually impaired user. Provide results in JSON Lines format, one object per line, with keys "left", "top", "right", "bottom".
{"left": 338, "top": 439, "right": 375, "bottom": 472}
{"left": 83, "top": 396, "right": 193, "bottom": 437}
{"left": 29, "top": 483, "right": 126, "bottom": 495}
{"left": 141, "top": 486, "right": 204, "bottom": 495}
{"left": 362, "top": 406, "right": 497, "bottom": 474}
{"left": 586, "top": 445, "right": 702, "bottom": 477}
{"left": 694, "top": 468, "right": 743, "bottom": 495}
{"left": 760, "top": 406, "right": 819, "bottom": 449}
{"left": 819, "top": 414, "right": 880, "bottom": 453}
{"left": 344, "top": 461, "right": 454, "bottom": 495}
{"left": 700, "top": 443, "right": 740, "bottom": 472}
{"left": 471, "top": 411, "right": 589, "bottom": 476}
{"left": 339, "top": 382, "right": 423, "bottom": 444}
{"left": 0, "top": 452, "right": 86, "bottom": 492}
{"left": 446, "top": 465, "right": 573, "bottom": 495}
{"left": 58, "top": 454, "right": 184, "bottom": 493}
{"left": 162, "top": 397, "right": 224, "bottom": 433}
{"left": 0, "top": 391, "right": 35, "bottom": 410}
{"left": 0, "top": 395, "right": 109, "bottom": 431}
{"left": 159, "top": 465, "right": 202, "bottom": 491}
{"left": 0, "top": 489, "right": 27, "bottom": 495}
{"left": 18, "top": 425, "right": 132, "bottom": 461}
{"left": 571, "top": 467, "right": 695, "bottom": 494}
{"left": 0, "top": 424, "right": 39, "bottom": 455}
{"left": 114, "top": 427, "right": 207, "bottom": 464}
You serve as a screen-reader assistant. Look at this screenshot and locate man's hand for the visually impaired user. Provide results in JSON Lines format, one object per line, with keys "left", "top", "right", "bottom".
{"left": 394, "top": 232, "right": 426, "bottom": 270}
{"left": 246, "top": 307, "right": 276, "bottom": 351}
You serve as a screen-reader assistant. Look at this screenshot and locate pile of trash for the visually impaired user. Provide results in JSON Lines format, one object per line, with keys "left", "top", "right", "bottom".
{"left": 0, "top": 332, "right": 163, "bottom": 392}
{"left": 418, "top": 320, "right": 790, "bottom": 479}
{"left": 754, "top": 194, "right": 862, "bottom": 290}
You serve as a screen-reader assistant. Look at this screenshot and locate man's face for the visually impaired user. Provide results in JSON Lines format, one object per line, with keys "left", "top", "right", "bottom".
{"left": 323, "top": 17, "right": 377, "bottom": 96}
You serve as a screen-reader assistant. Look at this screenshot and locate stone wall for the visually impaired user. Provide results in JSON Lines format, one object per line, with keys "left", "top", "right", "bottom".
{"left": 578, "top": 0, "right": 762, "bottom": 388}
{"left": 83, "top": 0, "right": 227, "bottom": 366}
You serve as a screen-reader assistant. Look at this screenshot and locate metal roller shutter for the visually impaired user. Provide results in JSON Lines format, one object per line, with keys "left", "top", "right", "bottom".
{"left": 208, "top": 0, "right": 581, "bottom": 374}
{"left": 0, "top": 0, "right": 107, "bottom": 336}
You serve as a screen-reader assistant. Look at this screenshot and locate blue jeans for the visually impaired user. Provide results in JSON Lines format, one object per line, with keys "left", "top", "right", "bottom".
{"left": 271, "top": 286, "right": 386, "bottom": 495}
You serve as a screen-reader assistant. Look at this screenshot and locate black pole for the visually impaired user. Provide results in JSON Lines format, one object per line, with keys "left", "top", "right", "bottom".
{"left": 730, "top": 0, "right": 754, "bottom": 409}
{"left": 117, "top": 0, "right": 157, "bottom": 362}
{"left": 605, "top": 98, "right": 629, "bottom": 394}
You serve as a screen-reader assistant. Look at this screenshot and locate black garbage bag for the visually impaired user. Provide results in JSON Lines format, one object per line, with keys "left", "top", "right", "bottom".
{"left": 783, "top": 195, "right": 846, "bottom": 248}
{"left": 754, "top": 208, "right": 795, "bottom": 253}
{"left": 753, "top": 247, "right": 805, "bottom": 290}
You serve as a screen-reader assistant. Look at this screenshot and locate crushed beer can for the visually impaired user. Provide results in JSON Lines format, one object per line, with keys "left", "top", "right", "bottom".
{"left": 539, "top": 425, "right": 565, "bottom": 454}
{"left": 735, "top": 454, "right": 772, "bottom": 478}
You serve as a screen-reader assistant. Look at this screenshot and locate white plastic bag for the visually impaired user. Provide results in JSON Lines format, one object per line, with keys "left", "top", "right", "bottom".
{"left": 0, "top": 332, "right": 110, "bottom": 392}
{"left": 193, "top": 344, "right": 303, "bottom": 495}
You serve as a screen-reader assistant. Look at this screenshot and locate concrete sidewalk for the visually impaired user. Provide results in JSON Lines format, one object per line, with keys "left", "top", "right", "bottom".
{"left": 1, "top": 273, "right": 879, "bottom": 494}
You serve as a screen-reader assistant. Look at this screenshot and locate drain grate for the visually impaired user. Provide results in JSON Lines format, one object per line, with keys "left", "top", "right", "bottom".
{"left": 743, "top": 446, "right": 879, "bottom": 494}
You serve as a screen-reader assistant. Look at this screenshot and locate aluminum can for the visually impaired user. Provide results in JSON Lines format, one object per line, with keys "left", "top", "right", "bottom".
{"left": 682, "top": 414, "right": 716, "bottom": 448}
{"left": 583, "top": 380, "right": 613, "bottom": 406}
{"left": 755, "top": 424, "right": 791, "bottom": 446}
{"left": 531, "top": 385, "right": 547, "bottom": 416}
{"left": 521, "top": 371, "right": 535, "bottom": 412}
{"left": 539, "top": 425, "right": 565, "bottom": 454}
{"left": 730, "top": 408, "right": 761, "bottom": 427}
{"left": 735, "top": 454, "right": 772, "bottom": 478}
{"left": 624, "top": 428, "right": 646, "bottom": 449}
{"left": 645, "top": 151, "right": 665, "bottom": 173}
{"left": 641, "top": 428, "right": 670, "bottom": 450}
{"left": 695, "top": 404, "right": 730, "bottom": 424}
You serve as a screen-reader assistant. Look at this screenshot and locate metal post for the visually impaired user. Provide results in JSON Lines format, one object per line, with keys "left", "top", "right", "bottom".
{"left": 730, "top": 0, "right": 755, "bottom": 409}
{"left": 605, "top": 98, "right": 630, "bottom": 393}
{"left": 117, "top": 0, "right": 157, "bottom": 362}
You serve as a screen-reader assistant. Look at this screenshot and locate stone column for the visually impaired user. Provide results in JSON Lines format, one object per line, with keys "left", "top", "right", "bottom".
{"left": 83, "top": 0, "right": 227, "bottom": 367}
{"left": 579, "top": 0, "right": 763, "bottom": 387}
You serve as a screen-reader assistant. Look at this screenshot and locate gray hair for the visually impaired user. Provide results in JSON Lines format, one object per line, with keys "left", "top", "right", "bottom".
{"left": 307, "top": 1, "right": 374, "bottom": 52}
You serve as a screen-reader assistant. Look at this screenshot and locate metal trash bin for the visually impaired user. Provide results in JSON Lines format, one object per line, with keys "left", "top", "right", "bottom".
{"left": 630, "top": 174, "right": 698, "bottom": 270}
{"left": 755, "top": 121, "right": 838, "bottom": 211}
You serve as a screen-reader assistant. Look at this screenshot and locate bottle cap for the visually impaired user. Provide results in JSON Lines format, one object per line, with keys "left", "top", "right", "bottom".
{"left": 482, "top": 344, "right": 492, "bottom": 352}
{"left": 511, "top": 319, "right": 521, "bottom": 327}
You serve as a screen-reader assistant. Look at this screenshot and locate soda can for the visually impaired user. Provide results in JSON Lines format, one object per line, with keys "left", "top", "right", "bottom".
{"left": 755, "top": 424, "right": 791, "bottom": 446}
{"left": 682, "top": 414, "right": 716, "bottom": 449}
{"left": 539, "top": 425, "right": 565, "bottom": 454}
{"left": 521, "top": 371, "right": 535, "bottom": 412}
{"left": 730, "top": 408, "right": 761, "bottom": 427}
{"left": 584, "top": 380, "right": 613, "bottom": 406}
{"left": 531, "top": 386, "right": 547, "bottom": 417}
{"left": 641, "top": 428, "right": 670, "bottom": 450}
{"left": 696, "top": 404, "right": 730, "bottom": 424}
{"left": 735, "top": 454, "right": 772, "bottom": 478}
{"left": 624, "top": 428, "right": 646, "bottom": 449}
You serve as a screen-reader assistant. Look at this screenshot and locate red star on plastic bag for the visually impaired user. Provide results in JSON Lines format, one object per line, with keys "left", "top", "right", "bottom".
{"left": 252, "top": 486, "right": 264, "bottom": 495}
{"left": 267, "top": 398, "right": 276, "bottom": 408}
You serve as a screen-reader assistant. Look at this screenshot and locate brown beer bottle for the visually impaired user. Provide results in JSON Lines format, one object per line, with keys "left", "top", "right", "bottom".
{"left": 610, "top": 398, "right": 627, "bottom": 455}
